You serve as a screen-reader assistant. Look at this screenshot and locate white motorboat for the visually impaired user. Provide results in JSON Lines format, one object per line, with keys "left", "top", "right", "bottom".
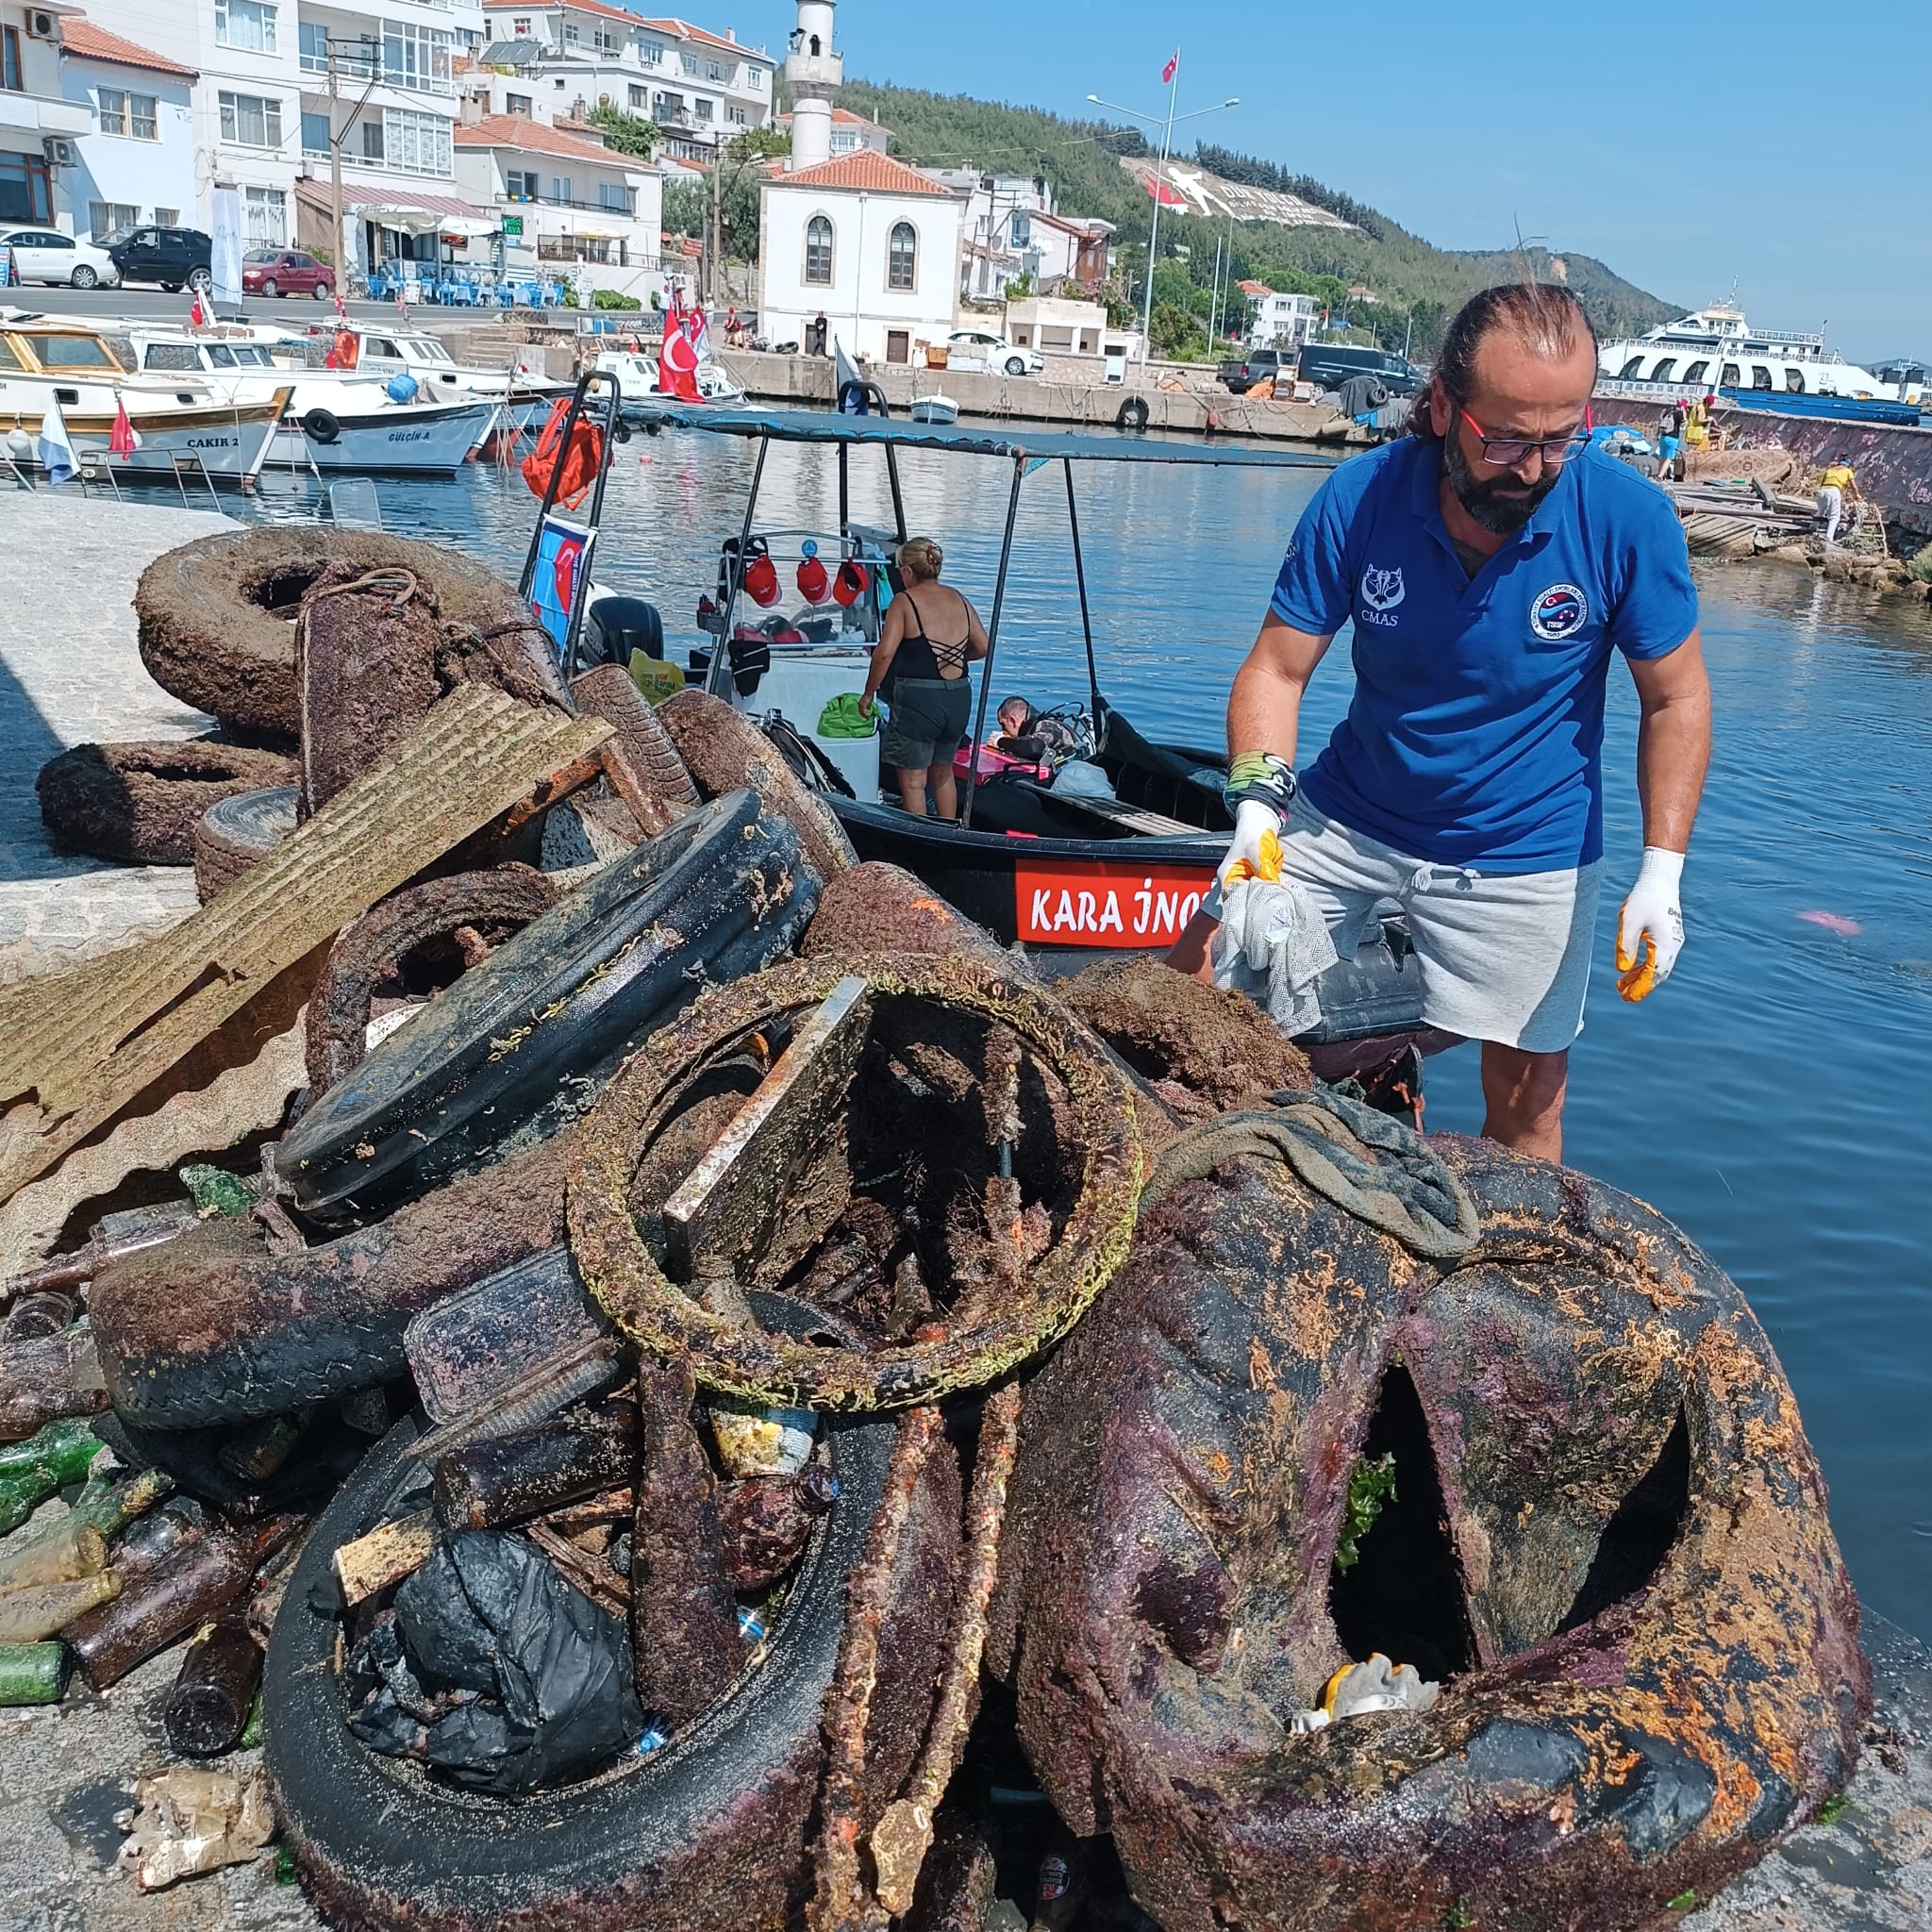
{"left": 1597, "top": 305, "right": 1914, "bottom": 403}
{"left": 122, "top": 328, "right": 497, "bottom": 475}
{"left": 325, "top": 325, "right": 568, "bottom": 439}
{"left": 593, "top": 346, "right": 748, "bottom": 412}
{"left": 909, "top": 393, "right": 959, "bottom": 425}
{"left": 0, "top": 321, "right": 286, "bottom": 484}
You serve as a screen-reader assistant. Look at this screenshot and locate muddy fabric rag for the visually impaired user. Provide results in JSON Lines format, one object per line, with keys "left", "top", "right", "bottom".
{"left": 1140, "top": 1084, "right": 1480, "bottom": 1260}
{"left": 1210, "top": 874, "right": 1339, "bottom": 1037}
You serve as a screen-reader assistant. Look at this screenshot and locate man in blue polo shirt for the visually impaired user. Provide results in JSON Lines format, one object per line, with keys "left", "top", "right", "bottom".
{"left": 1220, "top": 282, "right": 1710, "bottom": 1160}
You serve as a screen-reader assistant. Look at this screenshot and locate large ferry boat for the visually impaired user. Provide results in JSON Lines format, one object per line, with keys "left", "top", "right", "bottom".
{"left": 1596, "top": 304, "right": 1918, "bottom": 406}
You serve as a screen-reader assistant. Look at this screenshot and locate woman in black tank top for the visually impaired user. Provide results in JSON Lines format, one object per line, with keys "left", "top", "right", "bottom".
{"left": 858, "top": 537, "right": 991, "bottom": 818}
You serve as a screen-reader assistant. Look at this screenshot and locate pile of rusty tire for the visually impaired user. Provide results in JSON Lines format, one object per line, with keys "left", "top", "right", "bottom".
{"left": 567, "top": 950, "right": 1146, "bottom": 1413}
{"left": 191, "top": 784, "right": 300, "bottom": 900}
{"left": 996, "top": 1126, "right": 1871, "bottom": 1932}
{"left": 133, "top": 527, "right": 544, "bottom": 739}
{"left": 36, "top": 740, "right": 297, "bottom": 867}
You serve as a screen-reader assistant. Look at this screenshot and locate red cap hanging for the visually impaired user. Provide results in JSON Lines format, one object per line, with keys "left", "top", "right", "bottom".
{"left": 743, "top": 550, "right": 780, "bottom": 607}
{"left": 832, "top": 558, "right": 870, "bottom": 607}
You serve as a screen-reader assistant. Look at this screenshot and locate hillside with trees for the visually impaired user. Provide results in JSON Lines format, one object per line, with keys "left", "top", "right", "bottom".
{"left": 834, "top": 80, "right": 1677, "bottom": 359}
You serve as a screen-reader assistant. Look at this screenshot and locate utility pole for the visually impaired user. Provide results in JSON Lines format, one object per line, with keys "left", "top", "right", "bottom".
{"left": 1141, "top": 51, "right": 1180, "bottom": 365}
{"left": 710, "top": 142, "right": 721, "bottom": 309}
{"left": 1208, "top": 229, "right": 1221, "bottom": 345}
{"left": 327, "top": 38, "right": 343, "bottom": 296}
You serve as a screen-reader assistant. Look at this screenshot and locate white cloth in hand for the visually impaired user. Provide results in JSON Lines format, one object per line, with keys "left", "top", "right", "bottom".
{"left": 1211, "top": 874, "right": 1339, "bottom": 1037}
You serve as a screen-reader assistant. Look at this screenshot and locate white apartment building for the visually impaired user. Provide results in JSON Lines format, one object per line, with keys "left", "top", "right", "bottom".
{"left": 57, "top": 20, "right": 198, "bottom": 241}
{"left": 475, "top": 2, "right": 772, "bottom": 162}
{"left": 3, "top": 3, "right": 94, "bottom": 229}
{"left": 935, "top": 167, "right": 1110, "bottom": 301}
{"left": 1243, "top": 283, "right": 1319, "bottom": 348}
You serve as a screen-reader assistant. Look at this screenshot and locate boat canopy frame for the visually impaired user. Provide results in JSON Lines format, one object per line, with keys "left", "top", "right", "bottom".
{"left": 630, "top": 402, "right": 1332, "bottom": 826}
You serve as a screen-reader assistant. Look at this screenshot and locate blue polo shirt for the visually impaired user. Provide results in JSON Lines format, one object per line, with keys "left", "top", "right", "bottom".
{"left": 1269, "top": 437, "right": 1699, "bottom": 873}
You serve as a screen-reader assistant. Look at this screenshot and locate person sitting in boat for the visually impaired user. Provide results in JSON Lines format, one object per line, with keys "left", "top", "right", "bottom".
{"left": 1816, "top": 459, "right": 1858, "bottom": 546}
{"left": 990, "top": 695, "right": 1042, "bottom": 756}
{"left": 858, "top": 537, "right": 990, "bottom": 819}
{"left": 1215, "top": 280, "right": 1709, "bottom": 1162}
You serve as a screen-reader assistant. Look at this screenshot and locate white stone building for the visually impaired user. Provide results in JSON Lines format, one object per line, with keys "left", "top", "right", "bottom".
{"left": 55, "top": 20, "right": 197, "bottom": 239}
{"left": 1242, "top": 282, "right": 1318, "bottom": 348}
{"left": 475, "top": 2, "right": 772, "bottom": 162}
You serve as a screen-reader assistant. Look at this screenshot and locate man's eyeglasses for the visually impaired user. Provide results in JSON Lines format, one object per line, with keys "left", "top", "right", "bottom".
{"left": 1457, "top": 405, "right": 1594, "bottom": 467}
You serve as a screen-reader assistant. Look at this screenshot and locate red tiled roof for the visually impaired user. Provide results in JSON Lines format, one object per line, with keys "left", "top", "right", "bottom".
{"left": 1237, "top": 278, "right": 1272, "bottom": 296}
{"left": 483, "top": 0, "right": 640, "bottom": 22}
{"left": 456, "top": 113, "right": 654, "bottom": 169}
{"left": 629, "top": 16, "right": 763, "bottom": 58}
{"left": 773, "top": 152, "right": 953, "bottom": 198}
{"left": 478, "top": 2, "right": 768, "bottom": 57}
{"left": 59, "top": 19, "right": 198, "bottom": 78}
{"left": 777, "top": 107, "right": 882, "bottom": 127}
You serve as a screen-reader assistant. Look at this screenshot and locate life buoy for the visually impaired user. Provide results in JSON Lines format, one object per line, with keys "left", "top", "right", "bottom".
{"left": 334, "top": 330, "right": 358, "bottom": 371}
{"left": 301, "top": 407, "right": 341, "bottom": 446}
{"left": 520, "top": 396, "right": 604, "bottom": 510}
{"left": 1116, "top": 395, "right": 1150, "bottom": 431}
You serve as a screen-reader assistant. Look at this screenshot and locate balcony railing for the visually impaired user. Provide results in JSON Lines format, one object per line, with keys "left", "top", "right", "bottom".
{"left": 299, "top": 52, "right": 454, "bottom": 95}
{"left": 502, "top": 190, "right": 639, "bottom": 216}
{"left": 306, "top": 146, "right": 456, "bottom": 180}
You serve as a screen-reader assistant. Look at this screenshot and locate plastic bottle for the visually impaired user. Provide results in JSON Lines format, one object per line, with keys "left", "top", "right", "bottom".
{"left": 0, "top": 1571, "right": 120, "bottom": 1643}
{"left": 0, "top": 1641, "right": 70, "bottom": 1707}
{"left": 64, "top": 1514, "right": 301, "bottom": 1690}
{"left": 163, "top": 1611, "right": 265, "bottom": 1757}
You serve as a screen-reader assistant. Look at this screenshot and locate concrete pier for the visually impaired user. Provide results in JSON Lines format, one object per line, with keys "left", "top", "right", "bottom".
{"left": 0, "top": 492, "right": 231, "bottom": 985}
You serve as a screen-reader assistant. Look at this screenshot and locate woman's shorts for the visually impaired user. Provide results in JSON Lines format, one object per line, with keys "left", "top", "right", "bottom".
{"left": 881, "top": 678, "right": 972, "bottom": 770}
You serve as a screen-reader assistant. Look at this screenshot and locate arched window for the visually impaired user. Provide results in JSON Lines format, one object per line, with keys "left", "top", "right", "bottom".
{"left": 1750, "top": 364, "right": 1774, "bottom": 390}
{"left": 887, "top": 221, "right": 916, "bottom": 291}
{"left": 1785, "top": 366, "right": 1805, "bottom": 392}
{"left": 1648, "top": 358, "right": 1676, "bottom": 382}
{"left": 1617, "top": 354, "right": 1643, "bottom": 378}
{"left": 804, "top": 214, "right": 832, "bottom": 285}
{"left": 1682, "top": 359, "right": 1709, "bottom": 383}
{"left": 1719, "top": 362, "right": 1740, "bottom": 389}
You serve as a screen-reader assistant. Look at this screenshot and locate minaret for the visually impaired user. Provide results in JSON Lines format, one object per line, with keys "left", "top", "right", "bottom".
{"left": 785, "top": 0, "right": 841, "bottom": 171}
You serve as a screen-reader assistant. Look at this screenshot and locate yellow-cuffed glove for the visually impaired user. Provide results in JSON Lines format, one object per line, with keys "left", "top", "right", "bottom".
{"left": 1615, "top": 846, "right": 1686, "bottom": 1002}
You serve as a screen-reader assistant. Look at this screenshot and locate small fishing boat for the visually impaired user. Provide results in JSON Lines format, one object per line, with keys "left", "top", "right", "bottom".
{"left": 593, "top": 346, "right": 748, "bottom": 412}
{"left": 908, "top": 393, "right": 959, "bottom": 425}
{"left": 601, "top": 404, "right": 1430, "bottom": 1065}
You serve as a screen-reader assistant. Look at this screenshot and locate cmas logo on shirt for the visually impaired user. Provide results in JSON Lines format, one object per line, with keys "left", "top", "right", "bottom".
{"left": 1530, "top": 582, "right": 1590, "bottom": 641}
{"left": 1358, "top": 565, "right": 1404, "bottom": 628}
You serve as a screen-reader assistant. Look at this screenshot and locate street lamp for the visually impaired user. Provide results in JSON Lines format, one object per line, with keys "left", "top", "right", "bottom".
{"left": 1088, "top": 62, "right": 1237, "bottom": 365}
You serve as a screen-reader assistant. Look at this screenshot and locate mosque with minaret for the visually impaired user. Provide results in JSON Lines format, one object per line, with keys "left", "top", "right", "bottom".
{"left": 758, "top": 0, "right": 965, "bottom": 362}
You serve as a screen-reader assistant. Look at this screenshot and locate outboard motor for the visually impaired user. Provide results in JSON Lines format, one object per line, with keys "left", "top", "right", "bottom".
{"left": 583, "top": 593, "right": 663, "bottom": 669}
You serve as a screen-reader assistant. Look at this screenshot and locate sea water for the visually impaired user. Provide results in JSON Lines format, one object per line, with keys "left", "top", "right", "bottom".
{"left": 242, "top": 430, "right": 1932, "bottom": 1641}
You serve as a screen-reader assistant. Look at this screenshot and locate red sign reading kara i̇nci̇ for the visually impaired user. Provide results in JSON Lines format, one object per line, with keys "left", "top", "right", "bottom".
{"left": 1013, "top": 859, "right": 1215, "bottom": 946}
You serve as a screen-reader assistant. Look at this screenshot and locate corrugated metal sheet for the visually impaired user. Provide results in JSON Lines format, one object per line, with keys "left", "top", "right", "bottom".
{"left": 0, "top": 686, "right": 611, "bottom": 1205}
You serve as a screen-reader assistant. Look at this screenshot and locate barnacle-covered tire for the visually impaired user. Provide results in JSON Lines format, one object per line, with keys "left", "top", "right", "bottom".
{"left": 567, "top": 951, "right": 1143, "bottom": 1411}
{"left": 658, "top": 688, "right": 856, "bottom": 885}
{"left": 570, "top": 664, "right": 700, "bottom": 837}
{"left": 134, "top": 527, "right": 533, "bottom": 737}
{"left": 191, "top": 784, "right": 299, "bottom": 901}
{"left": 304, "top": 864, "right": 563, "bottom": 1094}
{"left": 266, "top": 1407, "right": 960, "bottom": 1932}
{"left": 36, "top": 740, "right": 297, "bottom": 865}
{"left": 1000, "top": 1134, "right": 1871, "bottom": 1932}
{"left": 279, "top": 790, "right": 819, "bottom": 1215}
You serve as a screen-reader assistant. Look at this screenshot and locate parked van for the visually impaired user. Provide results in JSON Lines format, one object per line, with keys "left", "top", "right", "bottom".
{"left": 1296, "top": 344, "right": 1422, "bottom": 395}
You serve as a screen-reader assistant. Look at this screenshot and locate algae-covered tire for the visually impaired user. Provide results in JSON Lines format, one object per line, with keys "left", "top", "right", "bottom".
{"left": 192, "top": 784, "right": 299, "bottom": 902}
{"left": 266, "top": 1406, "right": 960, "bottom": 1932}
{"left": 134, "top": 528, "right": 533, "bottom": 738}
{"left": 36, "top": 740, "right": 297, "bottom": 865}
{"left": 658, "top": 688, "right": 857, "bottom": 885}
{"left": 1003, "top": 1135, "right": 1871, "bottom": 1932}
{"left": 278, "top": 790, "right": 820, "bottom": 1215}
{"left": 570, "top": 663, "right": 701, "bottom": 836}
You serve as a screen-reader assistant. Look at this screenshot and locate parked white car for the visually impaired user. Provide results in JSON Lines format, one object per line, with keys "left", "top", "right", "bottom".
{"left": 945, "top": 328, "right": 1043, "bottom": 377}
{"left": 0, "top": 227, "right": 122, "bottom": 290}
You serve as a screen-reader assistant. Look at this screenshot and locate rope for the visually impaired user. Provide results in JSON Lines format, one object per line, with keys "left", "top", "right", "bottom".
{"left": 1141, "top": 1085, "right": 1479, "bottom": 1260}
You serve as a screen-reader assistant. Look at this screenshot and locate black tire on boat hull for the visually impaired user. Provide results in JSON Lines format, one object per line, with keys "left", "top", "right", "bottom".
{"left": 36, "top": 740, "right": 297, "bottom": 866}
{"left": 267, "top": 1407, "right": 961, "bottom": 1932}
{"left": 191, "top": 784, "right": 300, "bottom": 902}
{"left": 134, "top": 528, "right": 535, "bottom": 738}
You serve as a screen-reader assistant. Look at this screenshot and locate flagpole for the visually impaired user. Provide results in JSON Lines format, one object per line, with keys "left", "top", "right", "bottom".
{"left": 1140, "top": 49, "right": 1179, "bottom": 367}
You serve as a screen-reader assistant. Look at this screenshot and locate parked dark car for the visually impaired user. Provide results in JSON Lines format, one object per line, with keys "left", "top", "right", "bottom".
{"left": 106, "top": 225, "right": 213, "bottom": 294}
{"left": 1217, "top": 347, "right": 1291, "bottom": 394}
{"left": 242, "top": 247, "right": 335, "bottom": 300}
{"left": 1295, "top": 343, "right": 1423, "bottom": 395}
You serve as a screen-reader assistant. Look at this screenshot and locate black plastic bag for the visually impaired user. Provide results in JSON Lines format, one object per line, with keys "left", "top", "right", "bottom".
{"left": 345, "top": 1529, "right": 642, "bottom": 1793}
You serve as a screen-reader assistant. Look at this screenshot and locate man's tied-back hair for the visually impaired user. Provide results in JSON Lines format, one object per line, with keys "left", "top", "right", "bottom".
{"left": 1407, "top": 282, "right": 1599, "bottom": 441}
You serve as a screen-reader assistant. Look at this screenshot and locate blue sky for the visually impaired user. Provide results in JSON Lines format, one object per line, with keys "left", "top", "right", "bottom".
{"left": 791, "top": 0, "right": 1927, "bottom": 359}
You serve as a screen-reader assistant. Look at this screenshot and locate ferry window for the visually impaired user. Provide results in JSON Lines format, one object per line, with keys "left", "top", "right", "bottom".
{"left": 1719, "top": 362, "right": 1740, "bottom": 389}
{"left": 805, "top": 214, "right": 832, "bottom": 285}
{"left": 1618, "top": 355, "right": 1643, "bottom": 378}
{"left": 1750, "top": 364, "right": 1774, "bottom": 390}
{"left": 1785, "top": 367, "right": 1804, "bottom": 392}
{"left": 1648, "top": 358, "right": 1676, "bottom": 382}
{"left": 1683, "top": 360, "right": 1709, "bottom": 383}
{"left": 143, "top": 343, "right": 200, "bottom": 371}
{"left": 36, "top": 336, "right": 117, "bottom": 370}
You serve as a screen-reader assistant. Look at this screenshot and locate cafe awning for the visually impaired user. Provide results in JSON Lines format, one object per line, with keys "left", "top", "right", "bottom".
{"left": 294, "top": 182, "right": 492, "bottom": 237}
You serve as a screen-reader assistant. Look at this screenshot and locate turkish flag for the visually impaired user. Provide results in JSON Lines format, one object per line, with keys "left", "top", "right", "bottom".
{"left": 109, "top": 394, "right": 141, "bottom": 456}
{"left": 1161, "top": 51, "right": 1178, "bottom": 83}
{"left": 1144, "top": 175, "right": 1187, "bottom": 208}
{"left": 658, "top": 294, "right": 702, "bottom": 401}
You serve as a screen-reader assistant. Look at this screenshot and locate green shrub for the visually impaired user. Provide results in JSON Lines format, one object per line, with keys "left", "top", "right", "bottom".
{"left": 592, "top": 288, "right": 643, "bottom": 311}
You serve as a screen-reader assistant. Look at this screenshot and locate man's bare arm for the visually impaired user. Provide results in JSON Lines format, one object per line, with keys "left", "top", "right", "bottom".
{"left": 1227, "top": 615, "right": 1335, "bottom": 763}
{"left": 1627, "top": 630, "right": 1712, "bottom": 851}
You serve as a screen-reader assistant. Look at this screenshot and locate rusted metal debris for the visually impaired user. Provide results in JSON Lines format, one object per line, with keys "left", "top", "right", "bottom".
{"left": 0, "top": 687, "right": 613, "bottom": 1208}
{"left": 811, "top": 1403, "right": 944, "bottom": 1932}
{"left": 567, "top": 952, "right": 1143, "bottom": 1412}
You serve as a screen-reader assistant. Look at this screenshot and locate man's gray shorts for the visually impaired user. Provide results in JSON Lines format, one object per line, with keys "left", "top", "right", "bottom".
{"left": 1277, "top": 793, "right": 1602, "bottom": 1054}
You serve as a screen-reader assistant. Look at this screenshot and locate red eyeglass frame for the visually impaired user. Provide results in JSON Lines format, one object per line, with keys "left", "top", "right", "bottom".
{"left": 1457, "top": 403, "right": 1595, "bottom": 465}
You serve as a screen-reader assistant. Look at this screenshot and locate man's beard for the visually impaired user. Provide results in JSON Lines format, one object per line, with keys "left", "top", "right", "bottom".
{"left": 1441, "top": 428, "right": 1560, "bottom": 536}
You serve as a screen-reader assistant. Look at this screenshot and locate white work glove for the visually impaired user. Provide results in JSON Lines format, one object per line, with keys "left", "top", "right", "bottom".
{"left": 1615, "top": 846, "right": 1685, "bottom": 1002}
{"left": 1214, "top": 797, "right": 1285, "bottom": 897}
